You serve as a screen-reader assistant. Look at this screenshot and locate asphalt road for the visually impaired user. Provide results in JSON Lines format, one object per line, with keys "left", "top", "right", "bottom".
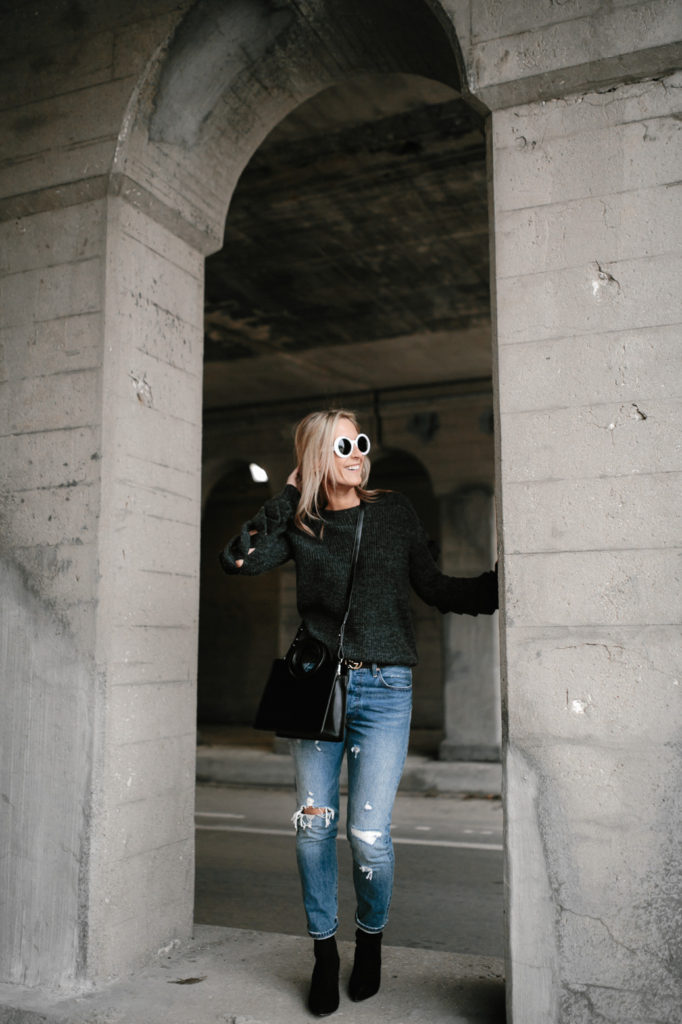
{"left": 195, "top": 784, "right": 504, "bottom": 957}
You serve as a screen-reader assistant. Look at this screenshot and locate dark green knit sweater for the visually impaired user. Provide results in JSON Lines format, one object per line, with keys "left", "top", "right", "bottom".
{"left": 220, "top": 485, "right": 497, "bottom": 666}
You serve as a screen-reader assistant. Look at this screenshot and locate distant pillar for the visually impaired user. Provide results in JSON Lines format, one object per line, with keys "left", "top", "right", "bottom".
{"left": 439, "top": 488, "right": 500, "bottom": 762}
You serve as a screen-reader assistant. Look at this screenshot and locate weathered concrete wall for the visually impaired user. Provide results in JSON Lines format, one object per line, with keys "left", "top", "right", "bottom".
{"left": 0, "top": 192, "right": 204, "bottom": 984}
{"left": 84, "top": 198, "right": 204, "bottom": 980}
{"left": 0, "top": 1, "right": 203, "bottom": 987}
{"left": 0, "top": 193, "right": 108, "bottom": 987}
{"left": 441, "top": 0, "right": 682, "bottom": 108}
{"left": 0, "top": 1, "right": 187, "bottom": 222}
{"left": 0, "top": 559, "right": 93, "bottom": 987}
{"left": 0, "top": 0, "right": 205, "bottom": 977}
{"left": 492, "top": 73, "right": 682, "bottom": 1021}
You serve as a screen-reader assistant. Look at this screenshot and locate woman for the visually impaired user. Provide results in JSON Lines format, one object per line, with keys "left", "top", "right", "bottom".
{"left": 219, "top": 409, "right": 498, "bottom": 1017}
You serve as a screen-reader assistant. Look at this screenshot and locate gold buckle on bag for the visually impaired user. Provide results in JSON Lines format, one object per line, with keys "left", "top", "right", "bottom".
{"left": 346, "top": 660, "right": 363, "bottom": 670}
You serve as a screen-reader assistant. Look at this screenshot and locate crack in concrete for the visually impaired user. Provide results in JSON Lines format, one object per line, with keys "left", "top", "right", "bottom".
{"left": 556, "top": 642, "right": 625, "bottom": 661}
{"left": 559, "top": 904, "right": 647, "bottom": 962}
{"left": 562, "top": 983, "right": 615, "bottom": 1024}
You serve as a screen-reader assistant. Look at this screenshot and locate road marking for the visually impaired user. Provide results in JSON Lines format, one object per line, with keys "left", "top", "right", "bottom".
{"left": 195, "top": 822, "right": 502, "bottom": 851}
{"left": 388, "top": 836, "right": 502, "bottom": 851}
{"left": 195, "top": 811, "right": 245, "bottom": 819}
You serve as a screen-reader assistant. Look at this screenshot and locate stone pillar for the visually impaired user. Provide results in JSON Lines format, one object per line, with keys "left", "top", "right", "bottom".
{"left": 439, "top": 488, "right": 500, "bottom": 761}
{"left": 0, "top": 194, "right": 205, "bottom": 986}
{"left": 88, "top": 198, "right": 205, "bottom": 982}
{"left": 492, "top": 74, "right": 682, "bottom": 1022}
{"left": 0, "top": 199, "right": 107, "bottom": 988}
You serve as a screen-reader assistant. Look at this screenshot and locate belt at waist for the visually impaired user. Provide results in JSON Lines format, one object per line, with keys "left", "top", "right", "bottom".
{"left": 343, "top": 659, "right": 388, "bottom": 670}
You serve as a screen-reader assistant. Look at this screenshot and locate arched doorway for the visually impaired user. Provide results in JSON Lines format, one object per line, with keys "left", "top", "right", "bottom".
{"left": 195, "top": 55, "right": 499, "bottom": 974}
{"left": 197, "top": 462, "right": 278, "bottom": 730}
{"left": 201, "top": 61, "right": 493, "bottom": 759}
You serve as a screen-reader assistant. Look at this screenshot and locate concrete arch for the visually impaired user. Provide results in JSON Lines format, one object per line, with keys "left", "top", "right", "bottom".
{"left": 114, "top": 0, "right": 471, "bottom": 254}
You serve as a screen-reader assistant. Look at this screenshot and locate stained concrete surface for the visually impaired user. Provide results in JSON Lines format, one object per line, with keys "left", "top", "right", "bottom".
{"left": 0, "top": 926, "right": 505, "bottom": 1024}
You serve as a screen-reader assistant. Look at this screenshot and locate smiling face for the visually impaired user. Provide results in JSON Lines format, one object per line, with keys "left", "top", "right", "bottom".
{"left": 330, "top": 416, "right": 366, "bottom": 492}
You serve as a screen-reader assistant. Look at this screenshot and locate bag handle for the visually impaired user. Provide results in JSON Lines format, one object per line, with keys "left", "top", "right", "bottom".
{"left": 337, "top": 505, "right": 364, "bottom": 659}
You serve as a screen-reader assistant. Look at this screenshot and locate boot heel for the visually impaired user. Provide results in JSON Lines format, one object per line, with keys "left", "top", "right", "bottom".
{"left": 308, "top": 936, "right": 340, "bottom": 1016}
{"left": 348, "top": 928, "right": 382, "bottom": 1002}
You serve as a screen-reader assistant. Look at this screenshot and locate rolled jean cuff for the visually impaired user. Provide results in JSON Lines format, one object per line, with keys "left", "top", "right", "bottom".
{"left": 309, "top": 925, "right": 338, "bottom": 940}
{"left": 355, "top": 916, "right": 386, "bottom": 935}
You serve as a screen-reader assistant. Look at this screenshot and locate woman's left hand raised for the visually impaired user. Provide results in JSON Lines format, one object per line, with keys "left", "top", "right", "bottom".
{"left": 235, "top": 529, "right": 257, "bottom": 568}
{"left": 286, "top": 466, "right": 301, "bottom": 489}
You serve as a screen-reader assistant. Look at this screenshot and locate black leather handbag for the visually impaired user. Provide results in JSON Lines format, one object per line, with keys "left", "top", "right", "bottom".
{"left": 253, "top": 507, "right": 364, "bottom": 742}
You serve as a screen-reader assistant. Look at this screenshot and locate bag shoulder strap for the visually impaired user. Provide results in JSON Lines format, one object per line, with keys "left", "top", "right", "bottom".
{"left": 337, "top": 505, "right": 364, "bottom": 657}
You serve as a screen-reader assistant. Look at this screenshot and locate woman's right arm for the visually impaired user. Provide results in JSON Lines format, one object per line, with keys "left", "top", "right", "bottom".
{"left": 219, "top": 482, "right": 300, "bottom": 576}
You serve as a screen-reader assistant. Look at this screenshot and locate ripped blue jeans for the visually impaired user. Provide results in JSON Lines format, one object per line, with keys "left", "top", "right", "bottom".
{"left": 290, "top": 664, "right": 412, "bottom": 939}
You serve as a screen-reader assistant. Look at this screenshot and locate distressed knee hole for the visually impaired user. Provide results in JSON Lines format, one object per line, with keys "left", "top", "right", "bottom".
{"left": 292, "top": 805, "right": 335, "bottom": 831}
{"left": 350, "top": 825, "right": 382, "bottom": 846}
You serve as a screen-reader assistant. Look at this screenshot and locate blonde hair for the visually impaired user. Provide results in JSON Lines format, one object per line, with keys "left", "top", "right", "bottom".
{"left": 293, "top": 409, "right": 380, "bottom": 536}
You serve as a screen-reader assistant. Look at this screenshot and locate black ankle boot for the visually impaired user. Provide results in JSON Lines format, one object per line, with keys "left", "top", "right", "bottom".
{"left": 348, "top": 928, "right": 382, "bottom": 1002}
{"left": 308, "top": 936, "right": 340, "bottom": 1016}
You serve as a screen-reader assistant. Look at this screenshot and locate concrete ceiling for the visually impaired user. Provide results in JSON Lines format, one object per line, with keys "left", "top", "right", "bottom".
{"left": 203, "top": 73, "right": 491, "bottom": 410}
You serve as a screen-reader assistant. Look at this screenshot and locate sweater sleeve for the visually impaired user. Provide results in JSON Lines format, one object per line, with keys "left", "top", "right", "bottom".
{"left": 219, "top": 484, "right": 299, "bottom": 576}
{"left": 408, "top": 509, "right": 498, "bottom": 616}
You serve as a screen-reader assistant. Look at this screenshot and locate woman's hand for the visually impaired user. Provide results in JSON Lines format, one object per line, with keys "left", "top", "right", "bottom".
{"left": 235, "top": 529, "right": 257, "bottom": 568}
{"left": 286, "top": 466, "right": 301, "bottom": 489}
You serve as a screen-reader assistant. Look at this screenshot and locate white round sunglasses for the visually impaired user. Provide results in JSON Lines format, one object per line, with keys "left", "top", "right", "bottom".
{"left": 333, "top": 433, "right": 371, "bottom": 458}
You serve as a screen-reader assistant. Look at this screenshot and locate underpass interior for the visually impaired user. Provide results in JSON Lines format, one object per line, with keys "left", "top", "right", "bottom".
{"left": 195, "top": 72, "right": 502, "bottom": 958}
{"left": 199, "top": 71, "right": 495, "bottom": 742}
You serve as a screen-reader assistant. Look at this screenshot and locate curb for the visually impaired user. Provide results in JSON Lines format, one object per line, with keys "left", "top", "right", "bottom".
{"left": 196, "top": 746, "right": 502, "bottom": 797}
